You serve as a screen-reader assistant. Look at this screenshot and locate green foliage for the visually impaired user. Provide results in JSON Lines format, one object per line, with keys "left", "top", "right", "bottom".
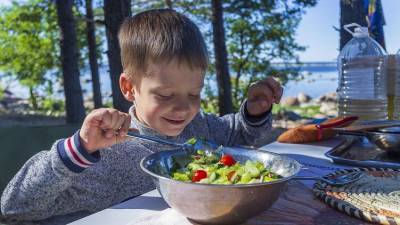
{"left": 273, "top": 104, "right": 322, "bottom": 118}
{"left": 0, "top": 0, "right": 103, "bottom": 112}
{"left": 0, "top": 0, "right": 318, "bottom": 117}
{"left": 0, "top": 0, "right": 59, "bottom": 107}
{"left": 75, "top": 0, "right": 106, "bottom": 68}
{"left": 103, "top": 100, "right": 114, "bottom": 109}
{"left": 0, "top": 85, "right": 4, "bottom": 100}
{"left": 39, "top": 97, "right": 65, "bottom": 115}
{"left": 225, "top": 0, "right": 317, "bottom": 111}
{"left": 201, "top": 96, "right": 219, "bottom": 114}
{"left": 156, "top": 0, "right": 318, "bottom": 113}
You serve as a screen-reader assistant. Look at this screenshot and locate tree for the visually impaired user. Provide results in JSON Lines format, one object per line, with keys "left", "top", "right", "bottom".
{"left": 340, "top": 0, "right": 386, "bottom": 50}
{"left": 173, "top": 0, "right": 316, "bottom": 112}
{"left": 165, "top": 0, "right": 173, "bottom": 9}
{"left": 211, "top": 0, "right": 233, "bottom": 115}
{"left": 85, "top": 0, "right": 103, "bottom": 108}
{"left": 0, "top": 0, "right": 59, "bottom": 109}
{"left": 55, "top": 0, "right": 86, "bottom": 123}
{"left": 224, "top": 0, "right": 317, "bottom": 109}
{"left": 103, "top": 0, "right": 131, "bottom": 112}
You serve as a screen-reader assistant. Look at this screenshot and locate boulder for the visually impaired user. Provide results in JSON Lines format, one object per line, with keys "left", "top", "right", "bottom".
{"left": 317, "top": 92, "right": 337, "bottom": 103}
{"left": 297, "top": 92, "right": 311, "bottom": 103}
{"left": 320, "top": 102, "right": 337, "bottom": 114}
{"left": 281, "top": 96, "right": 299, "bottom": 106}
{"left": 276, "top": 110, "right": 302, "bottom": 121}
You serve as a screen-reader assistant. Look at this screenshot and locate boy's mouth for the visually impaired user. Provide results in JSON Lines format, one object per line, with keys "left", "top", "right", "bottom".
{"left": 163, "top": 117, "right": 186, "bottom": 125}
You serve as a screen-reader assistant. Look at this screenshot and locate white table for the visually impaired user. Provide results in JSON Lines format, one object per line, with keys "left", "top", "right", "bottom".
{"left": 70, "top": 138, "right": 349, "bottom": 225}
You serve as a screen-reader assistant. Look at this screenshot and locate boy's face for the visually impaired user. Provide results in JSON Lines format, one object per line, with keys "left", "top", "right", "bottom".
{"left": 126, "top": 59, "right": 204, "bottom": 137}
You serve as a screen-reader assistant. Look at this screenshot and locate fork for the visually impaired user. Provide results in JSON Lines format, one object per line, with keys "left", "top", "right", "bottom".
{"left": 126, "top": 128, "right": 219, "bottom": 155}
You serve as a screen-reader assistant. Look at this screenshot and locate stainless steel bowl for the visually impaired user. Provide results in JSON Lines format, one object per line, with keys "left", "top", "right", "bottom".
{"left": 366, "top": 126, "right": 400, "bottom": 153}
{"left": 140, "top": 147, "right": 301, "bottom": 225}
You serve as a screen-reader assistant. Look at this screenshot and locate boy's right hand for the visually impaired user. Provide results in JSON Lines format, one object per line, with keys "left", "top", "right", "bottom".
{"left": 79, "top": 108, "right": 131, "bottom": 153}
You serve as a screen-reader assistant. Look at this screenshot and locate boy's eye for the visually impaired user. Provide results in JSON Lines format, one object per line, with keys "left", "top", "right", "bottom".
{"left": 189, "top": 94, "right": 200, "bottom": 99}
{"left": 155, "top": 93, "right": 173, "bottom": 99}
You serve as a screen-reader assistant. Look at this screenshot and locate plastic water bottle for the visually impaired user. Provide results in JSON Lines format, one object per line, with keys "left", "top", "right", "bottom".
{"left": 337, "top": 23, "right": 387, "bottom": 121}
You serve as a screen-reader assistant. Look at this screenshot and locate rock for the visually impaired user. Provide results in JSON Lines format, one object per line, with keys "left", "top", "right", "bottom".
{"left": 320, "top": 102, "right": 337, "bottom": 114}
{"left": 7, "top": 99, "right": 30, "bottom": 114}
{"left": 317, "top": 92, "right": 337, "bottom": 103}
{"left": 273, "top": 119, "right": 307, "bottom": 129}
{"left": 84, "top": 96, "right": 94, "bottom": 109}
{"left": 297, "top": 92, "right": 311, "bottom": 103}
{"left": 326, "top": 110, "right": 338, "bottom": 117}
{"left": 276, "top": 110, "right": 302, "bottom": 121}
{"left": 313, "top": 114, "right": 327, "bottom": 119}
{"left": 281, "top": 96, "right": 299, "bottom": 106}
{"left": 0, "top": 96, "right": 22, "bottom": 108}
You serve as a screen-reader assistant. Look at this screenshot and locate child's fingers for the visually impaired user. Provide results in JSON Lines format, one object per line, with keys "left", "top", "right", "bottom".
{"left": 87, "top": 108, "right": 109, "bottom": 126}
{"left": 109, "top": 110, "right": 121, "bottom": 130}
{"left": 98, "top": 109, "right": 121, "bottom": 130}
{"left": 117, "top": 115, "right": 131, "bottom": 141}
{"left": 259, "top": 77, "right": 283, "bottom": 103}
{"left": 104, "top": 129, "right": 115, "bottom": 138}
{"left": 99, "top": 110, "right": 113, "bottom": 130}
{"left": 119, "top": 114, "right": 131, "bottom": 134}
{"left": 112, "top": 112, "right": 126, "bottom": 131}
{"left": 249, "top": 82, "right": 274, "bottom": 105}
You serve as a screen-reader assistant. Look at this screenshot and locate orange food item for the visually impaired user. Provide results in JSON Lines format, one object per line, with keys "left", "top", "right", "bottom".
{"left": 277, "top": 116, "right": 358, "bottom": 143}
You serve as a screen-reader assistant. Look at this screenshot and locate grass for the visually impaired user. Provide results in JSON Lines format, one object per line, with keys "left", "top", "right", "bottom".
{"left": 272, "top": 104, "right": 322, "bottom": 118}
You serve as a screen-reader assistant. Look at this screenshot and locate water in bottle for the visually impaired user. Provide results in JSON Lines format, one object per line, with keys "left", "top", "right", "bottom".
{"left": 337, "top": 23, "right": 387, "bottom": 121}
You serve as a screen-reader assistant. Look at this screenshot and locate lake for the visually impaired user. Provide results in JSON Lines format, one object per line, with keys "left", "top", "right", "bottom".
{"left": 1, "top": 63, "right": 339, "bottom": 101}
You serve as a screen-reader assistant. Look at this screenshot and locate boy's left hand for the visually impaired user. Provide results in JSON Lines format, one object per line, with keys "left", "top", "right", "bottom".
{"left": 246, "top": 77, "right": 283, "bottom": 116}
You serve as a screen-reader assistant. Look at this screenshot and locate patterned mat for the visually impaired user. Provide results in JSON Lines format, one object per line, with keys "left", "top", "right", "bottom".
{"left": 313, "top": 168, "right": 400, "bottom": 225}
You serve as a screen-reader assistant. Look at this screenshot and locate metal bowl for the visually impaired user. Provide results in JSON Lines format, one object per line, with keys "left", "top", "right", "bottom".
{"left": 366, "top": 127, "right": 400, "bottom": 153}
{"left": 140, "top": 147, "right": 301, "bottom": 225}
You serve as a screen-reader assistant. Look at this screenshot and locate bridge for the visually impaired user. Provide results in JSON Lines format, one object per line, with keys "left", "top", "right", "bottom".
{"left": 271, "top": 61, "right": 337, "bottom": 72}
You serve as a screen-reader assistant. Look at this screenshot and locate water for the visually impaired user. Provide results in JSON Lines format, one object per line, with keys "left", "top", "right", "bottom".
{"left": 2, "top": 65, "right": 339, "bottom": 102}
{"left": 338, "top": 57, "right": 387, "bottom": 121}
{"left": 282, "top": 70, "right": 337, "bottom": 99}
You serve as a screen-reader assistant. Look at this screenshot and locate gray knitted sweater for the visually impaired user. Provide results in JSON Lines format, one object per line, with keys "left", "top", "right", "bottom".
{"left": 1, "top": 103, "right": 272, "bottom": 224}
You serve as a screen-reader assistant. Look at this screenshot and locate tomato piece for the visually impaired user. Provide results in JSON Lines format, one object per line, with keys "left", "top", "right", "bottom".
{"left": 219, "top": 154, "right": 236, "bottom": 166}
{"left": 192, "top": 170, "right": 207, "bottom": 182}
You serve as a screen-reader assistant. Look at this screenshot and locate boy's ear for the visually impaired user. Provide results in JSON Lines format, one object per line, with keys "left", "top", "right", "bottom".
{"left": 119, "top": 73, "right": 135, "bottom": 102}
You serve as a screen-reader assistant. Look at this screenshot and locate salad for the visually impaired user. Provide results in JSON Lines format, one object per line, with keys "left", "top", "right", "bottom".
{"left": 171, "top": 150, "right": 282, "bottom": 184}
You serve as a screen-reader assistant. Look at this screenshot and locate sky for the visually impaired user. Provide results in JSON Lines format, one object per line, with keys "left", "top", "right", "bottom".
{"left": 0, "top": 0, "right": 399, "bottom": 62}
{"left": 296, "top": 0, "right": 400, "bottom": 62}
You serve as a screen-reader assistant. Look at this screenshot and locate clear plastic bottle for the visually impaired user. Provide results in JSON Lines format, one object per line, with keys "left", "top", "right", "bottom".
{"left": 337, "top": 23, "right": 387, "bottom": 121}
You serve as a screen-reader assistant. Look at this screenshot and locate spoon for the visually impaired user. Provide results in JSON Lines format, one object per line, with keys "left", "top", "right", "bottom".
{"left": 126, "top": 128, "right": 219, "bottom": 155}
{"left": 293, "top": 171, "right": 364, "bottom": 186}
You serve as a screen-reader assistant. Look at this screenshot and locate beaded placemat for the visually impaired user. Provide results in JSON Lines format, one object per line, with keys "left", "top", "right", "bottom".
{"left": 313, "top": 168, "right": 400, "bottom": 225}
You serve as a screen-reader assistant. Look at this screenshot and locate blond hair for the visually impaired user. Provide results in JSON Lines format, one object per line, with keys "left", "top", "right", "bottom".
{"left": 118, "top": 9, "right": 208, "bottom": 78}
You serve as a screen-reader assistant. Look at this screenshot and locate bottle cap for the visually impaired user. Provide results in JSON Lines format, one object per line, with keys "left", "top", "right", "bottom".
{"left": 353, "top": 27, "right": 369, "bottom": 38}
{"left": 344, "top": 23, "right": 369, "bottom": 38}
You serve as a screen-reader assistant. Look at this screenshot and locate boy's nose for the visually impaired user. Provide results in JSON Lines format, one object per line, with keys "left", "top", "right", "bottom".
{"left": 172, "top": 99, "right": 191, "bottom": 113}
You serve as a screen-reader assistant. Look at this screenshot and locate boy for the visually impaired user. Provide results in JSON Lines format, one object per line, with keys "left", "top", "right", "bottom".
{"left": 1, "top": 9, "right": 282, "bottom": 225}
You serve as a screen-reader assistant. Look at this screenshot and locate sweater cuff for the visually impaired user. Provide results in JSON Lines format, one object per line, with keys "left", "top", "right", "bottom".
{"left": 240, "top": 100, "right": 272, "bottom": 127}
{"left": 57, "top": 130, "right": 100, "bottom": 173}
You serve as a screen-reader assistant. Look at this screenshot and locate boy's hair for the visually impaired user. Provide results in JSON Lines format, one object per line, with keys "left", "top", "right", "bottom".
{"left": 118, "top": 9, "right": 208, "bottom": 78}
